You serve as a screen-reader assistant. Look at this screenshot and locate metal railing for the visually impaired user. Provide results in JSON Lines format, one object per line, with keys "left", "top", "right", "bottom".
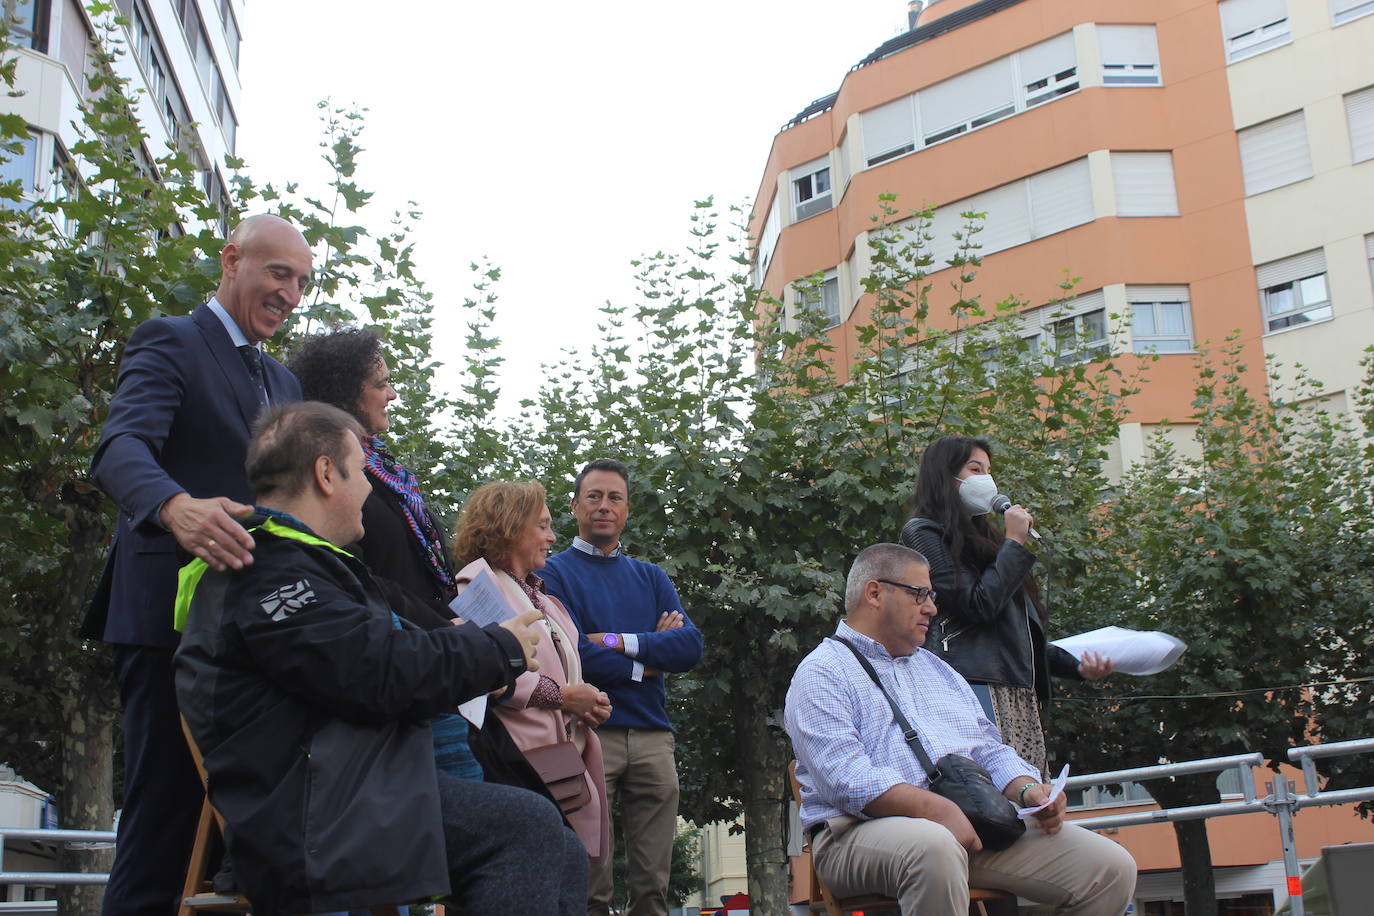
{"left": 0, "top": 826, "right": 114, "bottom": 887}
{"left": 1063, "top": 738, "right": 1374, "bottom": 916}
{"left": 4, "top": 738, "right": 1373, "bottom": 915}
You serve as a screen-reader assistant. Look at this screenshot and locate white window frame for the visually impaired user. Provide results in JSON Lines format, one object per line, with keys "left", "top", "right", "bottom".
{"left": 1098, "top": 25, "right": 1162, "bottom": 87}
{"left": 1128, "top": 286, "right": 1193, "bottom": 353}
{"left": 1263, "top": 274, "right": 1332, "bottom": 332}
{"left": 1331, "top": 0, "right": 1374, "bottom": 26}
{"left": 1019, "top": 32, "right": 1080, "bottom": 107}
{"left": 1111, "top": 152, "right": 1179, "bottom": 216}
{"left": 791, "top": 157, "right": 833, "bottom": 223}
{"left": 860, "top": 33, "right": 1080, "bottom": 168}
{"left": 795, "top": 271, "right": 842, "bottom": 330}
{"left": 1220, "top": 0, "right": 1292, "bottom": 63}
{"left": 0, "top": 131, "right": 42, "bottom": 211}
{"left": 1258, "top": 250, "right": 1332, "bottom": 333}
{"left": 1345, "top": 86, "right": 1374, "bottom": 164}
{"left": 754, "top": 196, "right": 781, "bottom": 288}
{"left": 1237, "top": 111, "right": 1312, "bottom": 196}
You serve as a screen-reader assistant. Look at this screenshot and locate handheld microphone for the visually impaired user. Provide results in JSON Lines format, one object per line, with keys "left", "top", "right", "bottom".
{"left": 992, "top": 493, "right": 1041, "bottom": 540}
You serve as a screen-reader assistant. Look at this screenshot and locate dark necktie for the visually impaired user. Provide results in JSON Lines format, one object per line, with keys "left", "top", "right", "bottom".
{"left": 237, "top": 345, "right": 269, "bottom": 407}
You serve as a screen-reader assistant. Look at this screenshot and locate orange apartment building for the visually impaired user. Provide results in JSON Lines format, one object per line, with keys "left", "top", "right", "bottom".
{"left": 738, "top": 0, "right": 1374, "bottom": 912}
{"left": 748, "top": 0, "right": 1374, "bottom": 472}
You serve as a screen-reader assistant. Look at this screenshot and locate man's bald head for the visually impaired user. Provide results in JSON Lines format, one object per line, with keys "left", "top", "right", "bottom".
{"left": 216, "top": 214, "right": 313, "bottom": 344}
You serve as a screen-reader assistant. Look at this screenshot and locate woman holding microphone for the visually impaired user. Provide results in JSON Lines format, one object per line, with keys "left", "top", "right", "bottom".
{"left": 899, "top": 434, "right": 1111, "bottom": 776}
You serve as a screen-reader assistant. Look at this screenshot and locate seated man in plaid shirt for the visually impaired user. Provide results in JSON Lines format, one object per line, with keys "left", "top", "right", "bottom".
{"left": 785, "top": 543, "right": 1136, "bottom": 915}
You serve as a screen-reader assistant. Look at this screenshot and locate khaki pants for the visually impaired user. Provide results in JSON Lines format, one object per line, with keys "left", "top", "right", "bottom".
{"left": 813, "top": 816, "right": 1136, "bottom": 916}
{"left": 588, "top": 727, "right": 679, "bottom": 916}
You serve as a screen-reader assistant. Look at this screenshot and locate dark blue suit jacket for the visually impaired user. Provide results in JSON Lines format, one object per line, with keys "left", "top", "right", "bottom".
{"left": 84, "top": 304, "right": 301, "bottom": 648}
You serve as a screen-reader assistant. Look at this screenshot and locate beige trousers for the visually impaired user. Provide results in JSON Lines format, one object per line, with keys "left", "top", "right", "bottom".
{"left": 813, "top": 816, "right": 1137, "bottom": 916}
{"left": 587, "top": 727, "right": 679, "bottom": 916}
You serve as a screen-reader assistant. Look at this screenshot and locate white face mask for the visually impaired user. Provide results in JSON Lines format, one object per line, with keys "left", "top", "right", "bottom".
{"left": 958, "top": 473, "right": 998, "bottom": 515}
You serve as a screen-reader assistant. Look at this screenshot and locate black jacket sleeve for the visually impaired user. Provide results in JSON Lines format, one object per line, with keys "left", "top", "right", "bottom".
{"left": 229, "top": 556, "right": 523, "bottom": 726}
{"left": 901, "top": 519, "right": 1037, "bottom": 628}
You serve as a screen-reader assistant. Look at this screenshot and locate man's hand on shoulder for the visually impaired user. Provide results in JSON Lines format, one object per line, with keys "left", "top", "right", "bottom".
{"left": 160, "top": 493, "right": 255, "bottom": 571}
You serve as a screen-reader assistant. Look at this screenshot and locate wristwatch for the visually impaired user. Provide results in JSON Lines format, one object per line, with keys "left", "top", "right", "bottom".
{"left": 602, "top": 633, "right": 621, "bottom": 649}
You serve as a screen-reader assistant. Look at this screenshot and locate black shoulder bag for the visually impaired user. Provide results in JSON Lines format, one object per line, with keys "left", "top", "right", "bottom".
{"left": 830, "top": 636, "right": 1026, "bottom": 851}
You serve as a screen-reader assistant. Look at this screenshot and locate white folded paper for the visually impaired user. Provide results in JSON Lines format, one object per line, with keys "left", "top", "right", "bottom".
{"left": 1017, "top": 764, "right": 1069, "bottom": 819}
{"left": 1052, "top": 625, "right": 1187, "bottom": 676}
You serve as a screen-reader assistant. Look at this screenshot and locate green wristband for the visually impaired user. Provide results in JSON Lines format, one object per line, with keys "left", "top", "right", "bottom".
{"left": 1017, "top": 781, "right": 1041, "bottom": 806}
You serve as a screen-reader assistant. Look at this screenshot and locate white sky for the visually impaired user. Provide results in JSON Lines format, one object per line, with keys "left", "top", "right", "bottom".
{"left": 238, "top": 1, "right": 911, "bottom": 410}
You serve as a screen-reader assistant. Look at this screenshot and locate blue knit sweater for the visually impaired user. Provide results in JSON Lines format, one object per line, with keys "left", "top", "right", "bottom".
{"left": 541, "top": 548, "right": 703, "bottom": 731}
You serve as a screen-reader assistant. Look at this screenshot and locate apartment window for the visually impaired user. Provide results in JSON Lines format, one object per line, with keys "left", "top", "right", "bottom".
{"left": 3, "top": 0, "right": 49, "bottom": 50}
{"left": 862, "top": 96, "right": 917, "bottom": 167}
{"left": 754, "top": 196, "right": 780, "bottom": 287}
{"left": 859, "top": 34, "right": 1080, "bottom": 168}
{"left": 1237, "top": 111, "right": 1311, "bottom": 195}
{"left": 1219, "top": 0, "right": 1291, "bottom": 63}
{"left": 1049, "top": 308, "right": 1109, "bottom": 364}
{"left": 1346, "top": 86, "right": 1374, "bottom": 164}
{"left": 1112, "top": 152, "right": 1179, "bottom": 216}
{"left": 219, "top": 0, "right": 240, "bottom": 67}
{"left": 1027, "top": 157, "right": 1094, "bottom": 238}
{"left": 1257, "top": 250, "right": 1331, "bottom": 332}
{"left": 1128, "top": 286, "right": 1193, "bottom": 353}
{"left": 1099, "top": 25, "right": 1162, "bottom": 86}
{"left": 796, "top": 273, "right": 841, "bottom": 329}
{"left": 921, "top": 57, "right": 1016, "bottom": 145}
{"left": 923, "top": 158, "right": 1093, "bottom": 268}
{"left": 1019, "top": 32, "right": 1078, "bottom": 107}
{"left": 58, "top": 0, "right": 91, "bottom": 95}
{"left": 1332, "top": 0, "right": 1374, "bottom": 25}
{"left": 791, "top": 156, "right": 832, "bottom": 222}
{"left": 0, "top": 131, "right": 39, "bottom": 211}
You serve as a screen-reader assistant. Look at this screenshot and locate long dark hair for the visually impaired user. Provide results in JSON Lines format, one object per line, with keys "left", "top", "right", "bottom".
{"left": 911, "top": 434, "right": 1047, "bottom": 623}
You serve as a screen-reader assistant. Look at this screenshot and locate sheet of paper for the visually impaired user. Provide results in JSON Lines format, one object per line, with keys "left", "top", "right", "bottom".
{"left": 1017, "top": 763, "right": 1070, "bottom": 819}
{"left": 448, "top": 562, "right": 519, "bottom": 629}
{"left": 457, "top": 695, "right": 487, "bottom": 729}
{"left": 1051, "top": 625, "right": 1187, "bottom": 676}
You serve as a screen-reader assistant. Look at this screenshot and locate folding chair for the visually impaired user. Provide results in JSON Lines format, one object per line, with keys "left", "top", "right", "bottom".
{"left": 178, "top": 716, "right": 402, "bottom": 915}
{"left": 788, "top": 761, "right": 1014, "bottom": 916}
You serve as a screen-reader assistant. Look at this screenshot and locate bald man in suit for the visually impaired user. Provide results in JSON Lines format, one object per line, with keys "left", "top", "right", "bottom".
{"left": 84, "top": 215, "right": 312, "bottom": 916}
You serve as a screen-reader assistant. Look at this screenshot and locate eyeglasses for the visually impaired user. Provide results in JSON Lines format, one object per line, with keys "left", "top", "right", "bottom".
{"left": 878, "top": 579, "right": 937, "bottom": 604}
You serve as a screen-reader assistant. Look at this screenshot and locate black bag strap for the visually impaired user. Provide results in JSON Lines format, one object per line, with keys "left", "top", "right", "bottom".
{"left": 828, "top": 635, "right": 938, "bottom": 779}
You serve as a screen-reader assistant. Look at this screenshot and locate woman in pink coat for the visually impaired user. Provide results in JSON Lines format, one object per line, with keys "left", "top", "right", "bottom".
{"left": 451, "top": 480, "right": 612, "bottom": 864}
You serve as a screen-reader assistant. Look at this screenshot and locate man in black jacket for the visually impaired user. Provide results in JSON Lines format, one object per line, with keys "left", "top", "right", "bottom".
{"left": 174, "top": 401, "right": 587, "bottom": 915}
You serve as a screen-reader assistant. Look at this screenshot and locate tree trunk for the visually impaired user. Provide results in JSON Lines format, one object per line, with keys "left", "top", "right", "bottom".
{"left": 56, "top": 685, "right": 115, "bottom": 916}
{"left": 50, "top": 504, "right": 117, "bottom": 915}
{"left": 1173, "top": 819, "right": 1217, "bottom": 916}
{"left": 734, "top": 694, "right": 791, "bottom": 915}
{"left": 1144, "top": 774, "right": 1221, "bottom": 916}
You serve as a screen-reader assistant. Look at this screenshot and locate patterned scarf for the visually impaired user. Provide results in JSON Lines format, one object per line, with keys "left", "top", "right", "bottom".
{"left": 504, "top": 569, "right": 548, "bottom": 612}
{"left": 362, "top": 436, "right": 454, "bottom": 595}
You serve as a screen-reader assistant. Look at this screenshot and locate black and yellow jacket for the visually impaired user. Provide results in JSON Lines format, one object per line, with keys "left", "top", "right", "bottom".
{"left": 172, "top": 511, "right": 527, "bottom": 915}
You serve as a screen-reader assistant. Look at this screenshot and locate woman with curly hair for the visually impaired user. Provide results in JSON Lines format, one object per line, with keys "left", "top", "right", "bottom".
{"left": 291, "top": 330, "right": 548, "bottom": 792}
{"left": 452, "top": 479, "right": 612, "bottom": 864}
{"left": 899, "top": 434, "right": 1112, "bottom": 777}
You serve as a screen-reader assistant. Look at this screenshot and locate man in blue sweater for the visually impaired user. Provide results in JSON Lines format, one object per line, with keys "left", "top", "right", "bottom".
{"left": 541, "top": 459, "right": 704, "bottom": 916}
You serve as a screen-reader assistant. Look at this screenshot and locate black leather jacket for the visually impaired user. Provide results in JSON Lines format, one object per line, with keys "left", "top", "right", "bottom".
{"left": 899, "top": 517, "right": 1081, "bottom": 703}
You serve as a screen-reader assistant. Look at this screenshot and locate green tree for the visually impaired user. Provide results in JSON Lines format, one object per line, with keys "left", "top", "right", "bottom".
{"left": 514, "top": 197, "right": 1136, "bottom": 911}
{"left": 1048, "top": 345, "right": 1374, "bottom": 915}
{"left": 0, "top": 16, "right": 453, "bottom": 911}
